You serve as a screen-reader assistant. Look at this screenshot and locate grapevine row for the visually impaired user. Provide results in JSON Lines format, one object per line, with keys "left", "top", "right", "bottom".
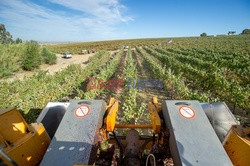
{"left": 165, "top": 47, "right": 250, "bottom": 84}
{"left": 154, "top": 47, "right": 219, "bottom": 72}
{"left": 136, "top": 47, "right": 213, "bottom": 102}
{"left": 0, "top": 51, "right": 111, "bottom": 122}
{"left": 143, "top": 47, "right": 249, "bottom": 109}
{"left": 77, "top": 50, "right": 123, "bottom": 99}
{"left": 121, "top": 48, "right": 145, "bottom": 124}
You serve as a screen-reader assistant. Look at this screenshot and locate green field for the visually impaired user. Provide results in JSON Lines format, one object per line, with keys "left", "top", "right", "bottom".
{"left": 45, "top": 35, "right": 250, "bottom": 54}
{"left": 1, "top": 35, "right": 249, "bottom": 123}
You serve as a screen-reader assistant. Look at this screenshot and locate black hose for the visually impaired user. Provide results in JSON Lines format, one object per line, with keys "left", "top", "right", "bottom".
{"left": 153, "top": 133, "right": 155, "bottom": 145}
{"left": 112, "top": 131, "right": 123, "bottom": 164}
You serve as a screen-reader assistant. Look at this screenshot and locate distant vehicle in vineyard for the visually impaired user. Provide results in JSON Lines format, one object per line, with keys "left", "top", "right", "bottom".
{"left": 122, "top": 45, "right": 129, "bottom": 49}
{"left": 63, "top": 52, "right": 72, "bottom": 58}
{"left": 80, "top": 49, "right": 96, "bottom": 55}
{"left": 81, "top": 49, "right": 88, "bottom": 54}
{"left": 228, "top": 31, "right": 236, "bottom": 35}
{"left": 88, "top": 49, "right": 96, "bottom": 54}
{"left": 167, "top": 39, "right": 173, "bottom": 44}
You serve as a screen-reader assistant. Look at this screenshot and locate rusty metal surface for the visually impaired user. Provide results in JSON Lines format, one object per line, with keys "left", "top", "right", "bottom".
{"left": 124, "top": 129, "right": 140, "bottom": 166}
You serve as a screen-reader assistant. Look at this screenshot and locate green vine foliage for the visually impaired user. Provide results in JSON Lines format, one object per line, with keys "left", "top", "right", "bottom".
{"left": 0, "top": 51, "right": 110, "bottom": 122}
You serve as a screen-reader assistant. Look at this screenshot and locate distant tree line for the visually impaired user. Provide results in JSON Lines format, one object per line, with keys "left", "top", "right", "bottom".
{"left": 200, "top": 32, "right": 207, "bottom": 37}
{"left": 200, "top": 28, "right": 250, "bottom": 37}
{"left": 0, "top": 23, "right": 22, "bottom": 44}
{"left": 0, "top": 23, "right": 57, "bottom": 78}
{"left": 241, "top": 29, "right": 250, "bottom": 35}
{"left": 0, "top": 24, "right": 13, "bottom": 43}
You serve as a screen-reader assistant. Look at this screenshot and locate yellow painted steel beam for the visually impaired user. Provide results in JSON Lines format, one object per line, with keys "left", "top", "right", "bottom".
{"left": 0, "top": 108, "right": 31, "bottom": 144}
{"left": 105, "top": 97, "right": 162, "bottom": 133}
{"left": 105, "top": 98, "right": 119, "bottom": 132}
{"left": 148, "top": 97, "right": 161, "bottom": 134}
{"left": 0, "top": 108, "right": 50, "bottom": 166}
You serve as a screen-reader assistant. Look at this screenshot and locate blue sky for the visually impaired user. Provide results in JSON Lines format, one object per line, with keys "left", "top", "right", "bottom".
{"left": 0, "top": 0, "right": 249, "bottom": 42}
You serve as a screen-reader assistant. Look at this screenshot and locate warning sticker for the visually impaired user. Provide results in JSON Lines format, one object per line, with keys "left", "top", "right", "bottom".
{"left": 178, "top": 106, "right": 196, "bottom": 119}
{"left": 74, "top": 105, "right": 90, "bottom": 118}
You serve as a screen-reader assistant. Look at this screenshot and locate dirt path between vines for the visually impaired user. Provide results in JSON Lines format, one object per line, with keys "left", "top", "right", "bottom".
{"left": 133, "top": 49, "right": 169, "bottom": 125}
{"left": 2, "top": 51, "right": 118, "bottom": 82}
{"left": 98, "top": 50, "right": 127, "bottom": 103}
{"left": 97, "top": 50, "right": 128, "bottom": 124}
{"left": 134, "top": 50, "right": 168, "bottom": 103}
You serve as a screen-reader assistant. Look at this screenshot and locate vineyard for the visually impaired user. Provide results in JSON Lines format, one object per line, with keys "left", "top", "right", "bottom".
{"left": 0, "top": 35, "right": 249, "bottom": 124}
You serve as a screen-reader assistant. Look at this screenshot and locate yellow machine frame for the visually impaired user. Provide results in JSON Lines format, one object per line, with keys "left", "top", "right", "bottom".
{"left": 104, "top": 97, "right": 161, "bottom": 134}
{"left": 223, "top": 125, "right": 250, "bottom": 166}
{"left": 1, "top": 98, "right": 250, "bottom": 165}
{"left": 0, "top": 108, "right": 50, "bottom": 166}
{"left": 103, "top": 97, "right": 250, "bottom": 165}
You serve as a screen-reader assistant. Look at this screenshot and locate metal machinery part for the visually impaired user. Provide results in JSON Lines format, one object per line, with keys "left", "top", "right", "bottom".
{"left": 200, "top": 102, "right": 238, "bottom": 142}
{"left": 0, "top": 108, "right": 50, "bottom": 166}
{"left": 40, "top": 100, "right": 106, "bottom": 166}
{"left": 1, "top": 97, "right": 249, "bottom": 165}
{"left": 162, "top": 100, "right": 233, "bottom": 166}
{"left": 223, "top": 125, "right": 250, "bottom": 166}
{"left": 0, "top": 145, "right": 18, "bottom": 166}
{"left": 36, "top": 102, "right": 70, "bottom": 139}
{"left": 124, "top": 129, "right": 140, "bottom": 166}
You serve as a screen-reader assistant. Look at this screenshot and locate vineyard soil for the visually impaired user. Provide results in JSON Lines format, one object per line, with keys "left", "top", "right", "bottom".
{"left": 2, "top": 53, "right": 94, "bottom": 82}
{"left": 2, "top": 51, "right": 116, "bottom": 82}
{"left": 133, "top": 49, "right": 168, "bottom": 123}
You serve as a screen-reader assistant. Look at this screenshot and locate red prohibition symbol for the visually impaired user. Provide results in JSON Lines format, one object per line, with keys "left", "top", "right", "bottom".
{"left": 74, "top": 105, "right": 90, "bottom": 118}
{"left": 178, "top": 106, "right": 196, "bottom": 119}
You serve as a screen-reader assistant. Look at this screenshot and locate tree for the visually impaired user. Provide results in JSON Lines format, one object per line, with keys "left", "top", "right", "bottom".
{"left": 41, "top": 47, "right": 57, "bottom": 65}
{"left": 241, "top": 29, "right": 250, "bottom": 35}
{"left": 15, "top": 38, "right": 22, "bottom": 44}
{"left": 22, "top": 41, "right": 42, "bottom": 70}
{"left": 0, "top": 23, "right": 13, "bottom": 43}
{"left": 200, "top": 32, "right": 207, "bottom": 37}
